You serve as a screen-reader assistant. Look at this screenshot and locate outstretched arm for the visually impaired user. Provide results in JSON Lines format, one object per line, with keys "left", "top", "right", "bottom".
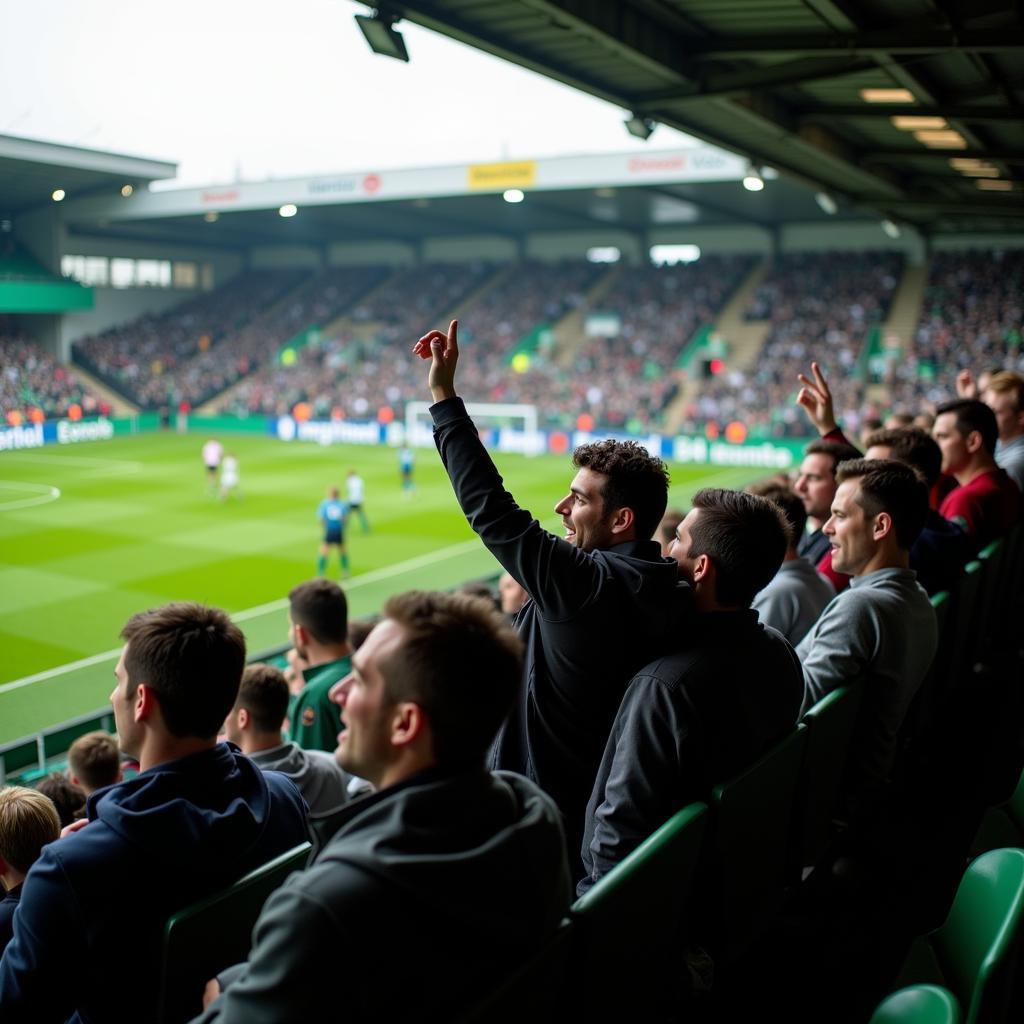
{"left": 795, "top": 362, "right": 839, "bottom": 437}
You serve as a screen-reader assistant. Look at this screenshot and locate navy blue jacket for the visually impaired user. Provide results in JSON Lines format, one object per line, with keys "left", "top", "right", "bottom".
{"left": 0, "top": 743, "right": 309, "bottom": 1024}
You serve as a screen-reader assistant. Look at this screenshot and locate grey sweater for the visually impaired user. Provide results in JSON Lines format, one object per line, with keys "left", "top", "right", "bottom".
{"left": 796, "top": 567, "right": 937, "bottom": 790}
{"left": 996, "top": 434, "right": 1024, "bottom": 493}
{"left": 752, "top": 558, "right": 835, "bottom": 646}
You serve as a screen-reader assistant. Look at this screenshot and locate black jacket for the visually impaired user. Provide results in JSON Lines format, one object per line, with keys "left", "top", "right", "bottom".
{"left": 431, "top": 398, "right": 693, "bottom": 856}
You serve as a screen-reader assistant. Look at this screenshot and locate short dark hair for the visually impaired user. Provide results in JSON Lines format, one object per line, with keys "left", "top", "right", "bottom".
{"left": 835, "top": 458, "right": 929, "bottom": 550}
{"left": 935, "top": 399, "right": 999, "bottom": 457}
{"left": 0, "top": 786, "right": 61, "bottom": 874}
{"left": 686, "top": 488, "right": 789, "bottom": 607}
{"left": 34, "top": 774, "right": 86, "bottom": 829}
{"left": 236, "top": 664, "right": 290, "bottom": 734}
{"left": 865, "top": 426, "right": 943, "bottom": 487}
{"left": 348, "top": 614, "right": 381, "bottom": 651}
{"left": 805, "top": 439, "right": 862, "bottom": 475}
{"left": 121, "top": 603, "right": 246, "bottom": 739}
{"left": 572, "top": 440, "right": 670, "bottom": 541}
{"left": 376, "top": 591, "right": 523, "bottom": 765}
{"left": 67, "top": 731, "right": 121, "bottom": 792}
{"left": 745, "top": 481, "right": 806, "bottom": 546}
{"left": 289, "top": 579, "right": 349, "bottom": 645}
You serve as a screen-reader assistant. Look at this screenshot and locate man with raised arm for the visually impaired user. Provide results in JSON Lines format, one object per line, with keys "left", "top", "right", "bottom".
{"left": 415, "top": 320, "right": 692, "bottom": 864}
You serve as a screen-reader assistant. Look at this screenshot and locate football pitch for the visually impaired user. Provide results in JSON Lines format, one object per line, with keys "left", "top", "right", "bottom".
{"left": 0, "top": 430, "right": 763, "bottom": 743}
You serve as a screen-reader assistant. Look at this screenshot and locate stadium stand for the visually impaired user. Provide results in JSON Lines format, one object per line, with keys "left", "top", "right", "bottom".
{"left": 1, "top": 334, "right": 110, "bottom": 422}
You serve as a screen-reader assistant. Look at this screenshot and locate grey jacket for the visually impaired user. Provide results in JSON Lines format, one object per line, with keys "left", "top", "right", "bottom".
{"left": 752, "top": 558, "right": 835, "bottom": 646}
{"left": 248, "top": 742, "right": 349, "bottom": 819}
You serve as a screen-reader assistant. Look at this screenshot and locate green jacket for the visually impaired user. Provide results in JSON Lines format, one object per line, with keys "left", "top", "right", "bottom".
{"left": 288, "top": 655, "right": 352, "bottom": 752}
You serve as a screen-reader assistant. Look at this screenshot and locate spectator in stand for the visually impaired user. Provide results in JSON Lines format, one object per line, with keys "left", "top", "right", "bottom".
{"left": 981, "top": 371, "right": 1024, "bottom": 491}
{"left": 287, "top": 580, "right": 353, "bottom": 753}
{"left": 580, "top": 488, "right": 802, "bottom": 893}
{"left": 793, "top": 439, "right": 861, "bottom": 565}
{"left": 797, "top": 460, "right": 937, "bottom": 815}
{"left": 0, "top": 788, "right": 60, "bottom": 956}
{"left": 195, "top": 591, "right": 570, "bottom": 1024}
{"left": 933, "top": 399, "right": 1022, "bottom": 548}
{"left": 223, "top": 664, "right": 349, "bottom": 820}
{"left": 419, "top": 319, "right": 692, "bottom": 872}
{"left": 32, "top": 775, "right": 85, "bottom": 828}
{"left": 66, "top": 731, "right": 122, "bottom": 796}
{"left": 347, "top": 614, "right": 380, "bottom": 652}
{"left": 748, "top": 482, "right": 835, "bottom": 644}
{"left": 657, "top": 508, "right": 687, "bottom": 557}
{"left": 497, "top": 572, "right": 529, "bottom": 619}
{"left": 0, "top": 603, "right": 309, "bottom": 1024}
{"left": 0, "top": 338, "right": 106, "bottom": 422}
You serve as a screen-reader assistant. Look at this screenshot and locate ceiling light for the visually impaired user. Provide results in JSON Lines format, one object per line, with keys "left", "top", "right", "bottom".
{"left": 51, "top": 189, "right": 66, "bottom": 202}
{"left": 891, "top": 116, "right": 947, "bottom": 131}
{"left": 354, "top": 11, "right": 409, "bottom": 62}
{"left": 959, "top": 166, "right": 1000, "bottom": 177}
{"left": 624, "top": 115, "right": 656, "bottom": 141}
{"left": 949, "top": 158, "right": 986, "bottom": 169}
{"left": 204, "top": 211, "right": 219, "bottom": 223}
{"left": 976, "top": 179, "right": 1014, "bottom": 191}
{"left": 860, "top": 88, "right": 915, "bottom": 103}
{"left": 503, "top": 189, "right": 525, "bottom": 204}
{"left": 742, "top": 166, "right": 765, "bottom": 192}
{"left": 913, "top": 130, "right": 968, "bottom": 149}
{"left": 881, "top": 219, "right": 901, "bottom": 239}
{"left": 815, "top": 191, "right": 838, "bottom": 215}
{"left": 279, "top": 204, "right": 298, "bottom": 217}
{"left": 120, "top": 184, "right": 134, "bottom": 198}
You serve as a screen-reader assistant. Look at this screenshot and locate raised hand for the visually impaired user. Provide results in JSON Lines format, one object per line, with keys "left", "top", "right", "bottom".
{"left": 795, "top": 361, "right": 838, "bottom": 436}
{"left": 956, "top": 368, "right": 978, "bottom": 399}
{"left": 413, "top": 319, "right": 460, "bottom": 403}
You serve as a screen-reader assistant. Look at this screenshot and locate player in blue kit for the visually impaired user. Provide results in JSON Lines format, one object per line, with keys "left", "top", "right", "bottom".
{"left": 316, "top": 486, "right": 350, "bottom": 579}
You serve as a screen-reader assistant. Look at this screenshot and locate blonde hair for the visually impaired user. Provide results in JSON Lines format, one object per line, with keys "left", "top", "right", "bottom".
{"left": 0, "top": 786, "right": 61, "bottom": 874}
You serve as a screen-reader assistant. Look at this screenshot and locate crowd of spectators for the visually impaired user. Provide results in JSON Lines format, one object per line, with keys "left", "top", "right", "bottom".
{"left": 0, "top": 336, "right": 110, "bottom": 423}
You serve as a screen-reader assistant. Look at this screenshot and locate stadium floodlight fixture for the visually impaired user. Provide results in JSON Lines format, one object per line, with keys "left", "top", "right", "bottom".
{"left": 279, "top": 204, "right": 298, "bottom": 218}
{"left": 624, "top": 114, "right": 656, "bottom": 141}
{"left": 881, "top": 218, "right": 901, "bottom": 239}
{"left": 355, "top": 9, "right": 410, "bottom": 62}
{"left": 742, "top": 166, "right": 765, "bottom": 192}
{"left": 204, "top": 211, "right": 219, "bottom": 223}
{"left": 51, "top": 188, "right": 66, "bottom": 202}
{"left": 815, "top": 191, "right": 838, "bottom": 215}
{"left": 120, "top": 184, "right": 134, "bottom": 198}
{"left": 503, "top": 189, "right": 525, "bottom": 204}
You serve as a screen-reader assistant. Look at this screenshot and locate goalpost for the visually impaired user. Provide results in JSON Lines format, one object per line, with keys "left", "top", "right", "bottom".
{"left": 404, "top": 401, "right": 542, "bottom": 455}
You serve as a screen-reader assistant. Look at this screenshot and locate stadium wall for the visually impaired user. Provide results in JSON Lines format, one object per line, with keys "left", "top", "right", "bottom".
{"left": 62, "top": 286, "right": 205, "bottom": 346}
{"left": 250, "top": 245, "right": 325, "bottom": 269}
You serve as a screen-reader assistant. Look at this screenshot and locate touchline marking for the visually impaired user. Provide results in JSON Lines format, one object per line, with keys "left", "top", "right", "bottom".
{"left": 0, "top": 481, "right": 61, "bottom": 512}
{"left": 0, "top": 538, "right": 483, "bottom": 695}
{"left": 2, "top": 453, "right": 144, "bottom": 475}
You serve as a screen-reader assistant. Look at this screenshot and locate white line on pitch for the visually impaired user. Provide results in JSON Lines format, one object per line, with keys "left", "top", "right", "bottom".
{"left": 0, "top": 538, "right": 484, "bottom": 695}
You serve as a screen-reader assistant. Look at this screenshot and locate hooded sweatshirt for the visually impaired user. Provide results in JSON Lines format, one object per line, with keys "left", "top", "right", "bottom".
{"left": 193, "top": 766, "right": 571, "bottom": 1024}
{"left": 0, "top": 743, "right": 309, "bottom": 1024}
{"left": 248, "top": 741, "right": 349, "bottom": 818}
{"left": 431, "top": 397, "right": 693, "bottom": 866}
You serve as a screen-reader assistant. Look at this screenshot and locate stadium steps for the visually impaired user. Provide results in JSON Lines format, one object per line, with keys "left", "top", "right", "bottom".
{"left": 552, "top": 264, "right": 623, "bottom": 369}
{"left": 662, "top": 258, "right": 770, "bottom": 433}
{"left": 67, "top": 363, "right": 139, "bottom": 415}
{"left": 874, "top": 262, "right": 929, "bottom": 404}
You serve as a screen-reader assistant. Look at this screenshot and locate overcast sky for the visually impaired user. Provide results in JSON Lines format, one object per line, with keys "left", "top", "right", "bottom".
{"left": 2, "top": 0, "right": 696, "bottom": 187}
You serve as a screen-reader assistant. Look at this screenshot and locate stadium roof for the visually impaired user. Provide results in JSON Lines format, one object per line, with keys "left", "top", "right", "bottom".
{"left": 363, "top": 0, "right": 1024, "bottom": 235}
{"left": 0, "top": 135, "right": 177, "bottom": 215}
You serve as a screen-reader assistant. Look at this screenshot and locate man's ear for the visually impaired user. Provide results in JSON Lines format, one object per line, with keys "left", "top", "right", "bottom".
{"left": 691, "top": 552, "right": 712, "bottom": 584}
{"left": 609, "top": 506, "right": 636, "bottom": 536}
{"left": 390, "top": 702, "right": 427, "bottom": 750}
{"left": 873, "top": 511, "right": 894, "bottom": 542}
{"left": 134, "top": 683, "right": 158, "bottom": 725}
{"left": 964, "top": 429, "right": 984, "bottom": 455}
{"left": 236, "top": 708, "right": 250, "bottom": 731}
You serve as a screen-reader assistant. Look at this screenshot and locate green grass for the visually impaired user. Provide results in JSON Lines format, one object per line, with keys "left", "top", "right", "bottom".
{"left": 0, "top": 430, "right": 762, "bottom": 743}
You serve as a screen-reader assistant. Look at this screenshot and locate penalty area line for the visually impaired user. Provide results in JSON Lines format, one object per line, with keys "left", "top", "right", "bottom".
{"left": 0, "top": 538, "right": 484, "bottom": 696}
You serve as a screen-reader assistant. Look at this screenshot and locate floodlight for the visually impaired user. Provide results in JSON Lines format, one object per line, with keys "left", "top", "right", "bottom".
{"left": 815, "top": 191, "right": 838, "bottom": 215}
{"left": 279, "top": 204, "right": 298, "bottom": 218}
{"left": 624, "top": 115, "right": 655, "bottom": 141}
{"left": 120, "top": 184, "right": 134, "bottom": 198}
{"left": 881, "top": 219, "right": 901, "bottom": 239}
{"left": 503, "top": 189, "right": 525, "bottom": 204}
{"left": 52, "top": 189, "right": 66, "bottom": 202}
{"left": 355, "top": 11, "right": 410, "bottom": 62}
{"left": 742, "top": 166, "right": 765, "bottom": 192}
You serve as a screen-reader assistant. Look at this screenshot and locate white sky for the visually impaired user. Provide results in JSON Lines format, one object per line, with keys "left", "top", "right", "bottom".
{"left": 2, "top": 0, "right": 695, "bottom": 187}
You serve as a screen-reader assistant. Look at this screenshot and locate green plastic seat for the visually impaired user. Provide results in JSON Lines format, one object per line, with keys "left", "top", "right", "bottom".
{"left": 571, "top": 801, "right": 709, "bottom": 1015}
{"left": 796, "top": 685, "right": 864, "bottom": 871}
{"left": 158, "top": 841, "right": 312, "bottom": 1024}
{"left": 870, "top": 984, "right": 961, "bottom": 1024}
{"left": 705, "top": 724, "right": 808, "bottom": 958}
{"left": 898, "top": 847, "right": 1024, "bottom": 1024}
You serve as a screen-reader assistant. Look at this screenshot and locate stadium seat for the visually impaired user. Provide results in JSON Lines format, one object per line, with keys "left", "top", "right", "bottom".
{"left": 703, "top": 724, "right": 808, "bottom": 959}
{"left": 795, "top": 684, "right": 864, "bottom": 872}
{"left": 897, "top": 847, "right": 1024, "bottom": 1024}
{"left": 570, "top": 801, "right": 709, "bottom": 1017}
{"left": 948, "top": 561, "right": 984, "bottom": 684}
{"left": 971, "top": 768, "right": 1024, "bottom": 859}
{"left": 869, "top": 985, "right": 961, "bottom": 1024}
{"left": 157, "top": 841, "right": 312, "bottom": 1024}
{"left": 454, "top": 918, "right": 574, "bottom": 1023}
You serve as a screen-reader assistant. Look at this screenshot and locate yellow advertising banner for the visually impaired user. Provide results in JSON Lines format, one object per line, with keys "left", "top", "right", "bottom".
{"left": 467, "top": 160, "right": 537, "bottom": 190}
